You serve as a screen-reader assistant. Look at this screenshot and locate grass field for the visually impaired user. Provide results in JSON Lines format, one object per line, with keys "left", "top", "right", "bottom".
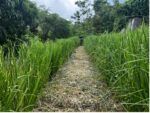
{"left": 0, "top": 37, "right": 79, "bottom": 111}
{"left": 0, "top": 25, "right": 149, "bottom": 112}
{"left": 84, "top": 25, "right": 149, "bottom": 111}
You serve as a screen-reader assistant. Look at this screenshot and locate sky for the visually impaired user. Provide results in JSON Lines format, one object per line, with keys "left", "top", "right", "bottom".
{"left": 30, "top": 0, "right": 124, "bottom": 21}
{"left": 30, "top": 0, "right": 80, "bottom": 21}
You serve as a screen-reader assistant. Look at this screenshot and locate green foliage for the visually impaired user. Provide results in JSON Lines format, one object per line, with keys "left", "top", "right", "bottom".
{"left": 73, "top": 0, "right": 149, "bottom": 34}
{"left": 0, "top": 0, "right": 40, "bottom": 45}
{"left": 118, "top": 0, "right": 149, "bottom": 17}
{"left": 72, "top": 0, "right": 93, "bottom": 35}
{"left": 0, "top": 37, "right": 79, "bottom": 111}
{"left": 0, "top": 0, "right": 73, "bottom": 46}
{"left": 0, "top": 0, "right": 26, "bottom": 44}
{"left": 112, "top": 0, "right": 148, "bottom": 31}
{"left": 38, "top": 11, "right": 72, "bottom": 40}
{"left": 84, "top": 25, "right": 149, "bottom": 111}
{"left": 93, "top": 0, "right": 114, "bottom": 33}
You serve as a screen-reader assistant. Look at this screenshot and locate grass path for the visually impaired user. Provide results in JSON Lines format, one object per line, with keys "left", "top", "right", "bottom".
{"left": 33, "top": 46, "right": 124, "bottom": 112}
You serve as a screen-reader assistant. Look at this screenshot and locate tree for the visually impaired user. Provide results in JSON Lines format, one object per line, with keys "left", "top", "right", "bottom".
{"left": 112, "top": 0, "right": 127, "bottom": 31}
{"left": 38, "top": 9, "right": 72, "bottom": 41}
{"left": 72, "top": 0, "right": 149, "bottom": 34}
{"left": 71, "top": 0, "right": 93, "bottom": 35}
{"left": 0, "top": 0, "right": 73, "bottom": 45}
{"left": 0, "top": 0, "right": 26, "bottom": 44}
{"left": 93, "top": 0, "right": 115, "bottom": 33}
{"left": 0, "top": 0, "right": 41, "bottom": 45}
{"left": 117, "top": 0, "right": 149, "bottom": 23}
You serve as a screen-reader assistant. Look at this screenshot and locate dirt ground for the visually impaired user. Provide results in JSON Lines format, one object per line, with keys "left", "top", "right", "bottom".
{"left": 33, "top": 46, "right": 124, "bottom": 112}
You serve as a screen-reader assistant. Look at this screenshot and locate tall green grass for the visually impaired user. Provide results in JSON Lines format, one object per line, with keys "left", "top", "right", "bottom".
{"left": 0, "top": 37, "right": 79, "bottom": 111}
{"left": 84, "top": 25, "right": 149, "bottom": 111}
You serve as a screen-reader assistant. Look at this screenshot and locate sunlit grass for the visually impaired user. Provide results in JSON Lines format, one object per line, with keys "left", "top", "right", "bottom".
{"left": 84, "top": 25, "right": 149, "bottom": 111}
{"left": 0, "top": 37, "right": 79, "bottom": 111}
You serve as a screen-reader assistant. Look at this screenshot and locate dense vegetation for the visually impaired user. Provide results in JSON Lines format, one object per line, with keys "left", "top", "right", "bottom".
{"left": 0, "top": 37, "right": 79, "bottom": 111}
{"left": 0, "top": 0, "right": 149, "bottom": 112}
{"left": 72, "top": 0, "right": 149, "bottom": 34}
{"left": 0, "top": 0, "right": 73, "bottom": 45}
{"left": 84, "top": 25, "right": 149, "bottom": 111}
{"left": 0, "top": 0, "right": 148, "bottom": 45}
{"left": 74, "top": 0, "right": 149, "bottom": 111}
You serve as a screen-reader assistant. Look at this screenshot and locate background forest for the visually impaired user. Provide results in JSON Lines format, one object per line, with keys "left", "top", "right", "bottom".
{"left": 0, "top": 0, "right": 149, "bottom": 45}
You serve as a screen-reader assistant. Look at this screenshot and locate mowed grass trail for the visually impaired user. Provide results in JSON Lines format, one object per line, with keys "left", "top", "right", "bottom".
{"left": 33, "top": 46, "right": 123, "bottom": 112}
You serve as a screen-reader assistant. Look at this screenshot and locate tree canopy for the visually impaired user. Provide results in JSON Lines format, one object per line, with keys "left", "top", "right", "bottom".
{"left": 72, "top": 0, "right": 149, "bottom": 34}
{"left": 0, "top": 0, "right": 73, "bottom": 45}
{"left": 0, "top": 0, "right": 149, "bottom": 45}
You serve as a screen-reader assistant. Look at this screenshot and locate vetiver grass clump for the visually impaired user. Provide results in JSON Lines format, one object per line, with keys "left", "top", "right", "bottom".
{"left": 0, "top": 37, "right": 78, "bottom": 111}
{"left": 84, "top": 25, "right": 149, "bottom": 111}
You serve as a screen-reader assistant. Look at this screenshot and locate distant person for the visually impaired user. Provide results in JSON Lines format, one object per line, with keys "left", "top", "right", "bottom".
{"left": 79, "top": 36, "right": 84, "bottom": 46}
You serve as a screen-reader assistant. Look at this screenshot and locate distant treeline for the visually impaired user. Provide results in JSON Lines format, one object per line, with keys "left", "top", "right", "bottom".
{"left": 0, "top": 0, "right": 149, "bottom": 45}
{"left": 0, "top": 0, "right": 74, "bottom": 45}
{"left": 72, "top": 0, "right": 149, "bottom": 34}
